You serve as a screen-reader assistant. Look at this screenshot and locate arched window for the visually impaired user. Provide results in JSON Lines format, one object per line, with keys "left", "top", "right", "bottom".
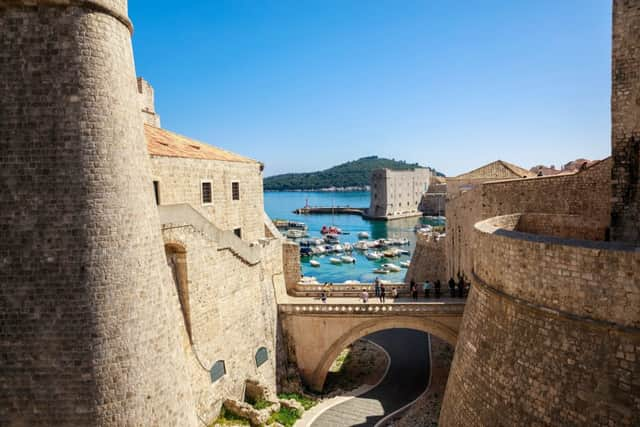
{"left": 210, "top": 360, "right": 226, "bottom": 383}
{"left": 255, "top": 347, "right": 268, "bottom": 367}
{"left": 165, "top": 243, "right": 192, "bottom": 342}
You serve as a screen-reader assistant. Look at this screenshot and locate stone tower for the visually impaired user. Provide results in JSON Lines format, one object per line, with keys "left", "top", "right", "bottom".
{"left": 611, "top": 0, "right": 640, "bottom": 241}
{"left": 0, "top": 1, "right": 196, "bottom": 425}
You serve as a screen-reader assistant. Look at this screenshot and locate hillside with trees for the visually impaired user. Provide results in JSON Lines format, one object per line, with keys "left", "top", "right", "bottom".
{"left": 263, "top": 156, "right": 443, "bottom": 191}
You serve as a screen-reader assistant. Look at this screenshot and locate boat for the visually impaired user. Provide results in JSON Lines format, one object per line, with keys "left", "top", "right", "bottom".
{"left": 329, "top": 257, "right": 342, "bottom": 264}
{"left": 354, "top": 241, "right": 369, "bottom": 250}
{"left": 358, "top": 231, "right": 370, "bottom": 239}
{"left": 321, "top": 225, "right": 342, "bottom": 235}
{"left": 397, "top": 249, "right": 410, "bottom": 255}
{"left": 344, "top": 280, "right": 360, "bottom": 284}
{"left": 333, "top": 244, "right": 344, "bottom": 253}
{"left": 323, "top": 234, "right": 339, "bottom": 243}
{"left": 340, "top": 255, "right": 356, "bottom": 263}
{"left": 312, "top": 246, "right": 326, "bottom": 255}
{"left": 310, "top": 260, "right": 320, "bottom": 267}
{"left": 299, "top": 276, "right": 318, "bottom": 284}
{"left": 381, "top": 263, "right": 401, "bottom": 272}
{"left": 286, "top": 229, "right": 307, "bottom": 238}
{"left": 373, "top": 268, "right": 389, "bottom": 274}
{"left": 365, "top": 251, "right": 382, "bottom": 260}
{"left": 274, "top": 219, "right": 308, "bottom": 231}
{"left": 383, "top": 249, "right": 398, "bottom": 258}
{"left": 342, "top": 243, "right": 353, "bottom": 252}
{"left": 400, "top": 261, "right": 410, "bottom": 268}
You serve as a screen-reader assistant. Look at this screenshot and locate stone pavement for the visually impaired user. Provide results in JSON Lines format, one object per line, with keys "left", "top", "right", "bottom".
{"left": 310, "top": 329, "right": 430, "bottom": 427}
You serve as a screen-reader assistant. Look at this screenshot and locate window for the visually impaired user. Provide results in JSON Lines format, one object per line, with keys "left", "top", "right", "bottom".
{"left": 255, "top": 347, "right": 268, "bottom": 367}
{"left": 210, "top": 360, "right": 226, "bottom": 383}
{"left": 232, "top": 182, "right": 240, "bottom": 200}
{"left": 234, "top": 228, "right": 242, "bottom": 238}
{"left": 153, "top": 180, "right": 160, "bottom": 205}
{"left": 201, "top": 181, "right": 212, "bottom": 205}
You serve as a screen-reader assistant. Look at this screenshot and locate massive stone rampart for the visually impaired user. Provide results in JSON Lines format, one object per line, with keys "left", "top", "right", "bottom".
{"left": 0, "top": 1, "right": 196, "bottom": 425}
{"left": 446, "top": 158, "right": 612, "bottom": 280}
{"left": 404, "top": 233, "right": 447, "bottom": 285}
{"left": 440, "top": 215, "right": 640, "bottom": 426}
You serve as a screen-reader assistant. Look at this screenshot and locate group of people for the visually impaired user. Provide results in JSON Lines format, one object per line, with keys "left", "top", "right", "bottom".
{"left": 319, "top": 276, "right": 468, "bottom": 304}
{"left": 409, "top": 276, "right": 468, "bottom": 300}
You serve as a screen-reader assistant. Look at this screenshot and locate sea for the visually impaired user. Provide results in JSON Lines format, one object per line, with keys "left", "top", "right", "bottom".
{"left": 264, "top": 191, "right": 443, "bottom": 284}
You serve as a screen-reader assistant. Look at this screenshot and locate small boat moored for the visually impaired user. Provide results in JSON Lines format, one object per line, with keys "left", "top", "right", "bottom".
{"left": 310, "top": 260, "right": 320, "bottom": 267}
{"left": 358, "top": 231, "right": 370, "bottom": 239}
{"left": 340, "top": 256, "right": 356, "bottom": 264}
{"left": 400, "top": 261, "right": 410, "bottom": 268}
{"left": 373, "top": 268, "right": 389, "bottom": 274}
{"left": 330, "top": 257, "right": 342, "bottom": 264}
{"left": 381, "top": 263, "right": 401, "bottom": 272}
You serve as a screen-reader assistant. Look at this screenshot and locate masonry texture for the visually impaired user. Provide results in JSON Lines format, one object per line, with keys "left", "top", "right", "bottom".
{"left": 404, "top": 233, "right": 446, "bottom": 285}
{"left": 368, "top": 168, "right": 431, "bottom": 219}
{"left": 611, "top": 0, "right": 640, "bottom": 242}
{"left": 0, "top": 1, "right": 196, "bottom": 425}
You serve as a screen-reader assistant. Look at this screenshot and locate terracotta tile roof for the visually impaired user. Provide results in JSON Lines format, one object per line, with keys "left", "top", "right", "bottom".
{"left": 145, "top": 124, "right": 258, "bottom": 164}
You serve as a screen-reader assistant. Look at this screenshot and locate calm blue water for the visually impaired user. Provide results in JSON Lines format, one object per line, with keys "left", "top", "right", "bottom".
{"left": 264, "top": 191, "right": 441, "bottom": 283}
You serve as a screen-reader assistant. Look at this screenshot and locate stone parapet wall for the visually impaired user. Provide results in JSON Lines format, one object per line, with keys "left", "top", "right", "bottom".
{"left": 474, "top": 214, "right": 640, "bottom": 328}
{"left": 440, "top": 281, "right": 640, "bottom": 427}
{"left": 445, "top": 158, "right": 612, "bottom": 281}
{"left": 405, "top": 234, "right": 447, "bottom": 284}
{"left": 283, "top": 241, "right": 301, "bottom": 293}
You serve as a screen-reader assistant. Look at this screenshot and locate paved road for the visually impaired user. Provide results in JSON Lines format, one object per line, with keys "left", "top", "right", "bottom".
{"left": 311, "top": 329, "right": 430, "bottom": 427}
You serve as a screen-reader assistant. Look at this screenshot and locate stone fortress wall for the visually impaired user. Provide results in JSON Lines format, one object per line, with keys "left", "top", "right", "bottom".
{"left": 445, "top": 157, "right": 612, "bottom": 281}
{"left": 440, "top": 1, "right": 640, "bottom": 424}
{"left": 368, "top": 168, "right": 431, "bottom": 219}
{"left": 0, "top": 2, "right": 287, "bottom": 425}
{"left": 404, "top": 233, "right": 447, "bottom": 285}
{"left": 0, "top": 1, "right": 197, "bottom": 425}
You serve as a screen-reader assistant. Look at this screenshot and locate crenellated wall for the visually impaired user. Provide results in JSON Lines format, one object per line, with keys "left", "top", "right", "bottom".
{"left": 440, "top": 214, "right": 640, "bottom": 426}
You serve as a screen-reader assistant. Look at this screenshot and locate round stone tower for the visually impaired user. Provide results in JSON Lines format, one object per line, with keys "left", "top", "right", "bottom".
{"left": 0, "top": 1, "right": 196, "bottom": 425}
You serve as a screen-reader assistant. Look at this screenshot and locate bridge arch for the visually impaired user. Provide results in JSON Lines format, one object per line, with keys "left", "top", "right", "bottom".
{"left": 310, "top": 316, "right": 458, "bottom": 391}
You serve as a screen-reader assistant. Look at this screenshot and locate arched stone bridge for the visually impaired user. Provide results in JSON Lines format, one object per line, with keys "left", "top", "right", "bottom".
{"left": 279, "top": 301, "right": 465, "bottom": 391}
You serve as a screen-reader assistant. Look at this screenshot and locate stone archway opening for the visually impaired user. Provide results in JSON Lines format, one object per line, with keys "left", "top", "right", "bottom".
{"left": 310, "top": 316, "right": 457, "bottom": 392}
{"left": 165, "top": 243, "right": 192, "bottom": 342}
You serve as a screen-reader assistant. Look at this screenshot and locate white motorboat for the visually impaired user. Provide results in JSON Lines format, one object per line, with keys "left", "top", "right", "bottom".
{"left": 400, "top": 261, "right": 410, "bottom": 268}
{"left": 332, "top": 244, "right": 344, "bottom": 253}
{"left": 397, "top": 249, "right": 410, "bottom": 255}
{"left": 373, "top": 268, "right": 389, "bottom": 274}
{"left": 310, "top": 260, "right": 320, "bottom": 267}
{"left": 329, "top": 257, "right": 342, "bottom": 264}
{"left": 358, "top": 231, "right": 370, "bottom": 239}
{"left": 354, "top": 241, "right": 369, "bottom": 250}
{"left": 340, "top": 255, "right": 356, "bottom": 263}
{"left": 299, "top": 276, "right": 318, "bottom": 284}
{"left": 342, "top": 243, "right": 353, "bottom": 252}
{"left": 287, "top": 229, "right": 307, "bottom": 238}
{"left": 365, "top": 251, "right": 382, "bottom": 260}
{"left": 381, "top": 263, "right": 401, "bottom": 272}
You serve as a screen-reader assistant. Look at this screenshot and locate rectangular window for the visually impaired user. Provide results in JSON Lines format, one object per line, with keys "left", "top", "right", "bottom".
{"left": 233, "top": 228, "right": 242, "bottom": 238}
{"left": 232, "top": 182, "right": 240, "bottom": 200}
{"left": 201, "top": 181, "right": 212, "bottom": 205}
{"left": 153, "top": 180, "right": 160, "bottom": 205}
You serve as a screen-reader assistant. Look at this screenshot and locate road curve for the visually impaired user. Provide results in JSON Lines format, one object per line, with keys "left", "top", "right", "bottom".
{"left": 311, "top": 329, "right": 430, "bottom": 427}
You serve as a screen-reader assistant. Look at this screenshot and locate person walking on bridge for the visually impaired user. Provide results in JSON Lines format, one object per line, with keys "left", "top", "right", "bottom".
{"left": 379, "top": 284, "right": 386, "bottom": 303}
{"left": 410, "top": 280, "right": 418, "bottom": 301}
{"left": 361, "top": 288, "right": 369, "bottom": 304}
{"left": 374, "top": 277, "right": 381, "bottom": 298}
{"left": 423, "top": 280, "right": 431, "bottom": 298}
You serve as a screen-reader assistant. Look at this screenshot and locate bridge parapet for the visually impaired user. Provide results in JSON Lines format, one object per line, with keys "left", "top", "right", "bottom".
{"left": 279, "top": 302, "right": 465, "bottom": 315}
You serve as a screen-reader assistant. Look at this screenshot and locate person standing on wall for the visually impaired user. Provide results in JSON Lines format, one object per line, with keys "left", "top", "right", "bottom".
{"left": 361, "top": 288, "right": 369, "bottom": 304}
{"left": 411, "top": 280, "right": 418, "bottom": 301}
{"left": 374, "top": 277, "right": 381, "bottom": 298}
{"left": 435, "top": 280, "right": 441, "bottom": 298}
{"left": 379, "top": 284, "right": 386, "bottom": 303}
{"left": 423, "top": 280, "right": 431, "bottom": 298}
{"left": 448, "top": 278, "right": 456, "bottom": 298}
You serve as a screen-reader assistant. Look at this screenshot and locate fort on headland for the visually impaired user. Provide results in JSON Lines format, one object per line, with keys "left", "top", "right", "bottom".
{"left": 1, "top": 1, "right": 639, "bottom": 426}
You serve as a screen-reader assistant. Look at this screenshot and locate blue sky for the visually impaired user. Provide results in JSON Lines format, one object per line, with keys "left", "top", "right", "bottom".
{"left": 130, "top": 1, "right": 612, "bottom": 177}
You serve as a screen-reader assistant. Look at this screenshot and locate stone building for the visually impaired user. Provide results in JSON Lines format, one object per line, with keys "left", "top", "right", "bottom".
{"left": 438, "top": 1, "right": 640, "bottom": 425}
{"left": 446, "top": 159, "right": 536, "bottom": 198}
{"left": 367, "top": 168, "right": 431, "bottom": 219}
{"left": 0, "top": 3, "right": 286, "bottom": 426}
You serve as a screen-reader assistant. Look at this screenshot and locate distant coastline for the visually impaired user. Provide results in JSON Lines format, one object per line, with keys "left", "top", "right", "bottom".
{"left": 264, "top": 186, "right": 370, "bottom": 193}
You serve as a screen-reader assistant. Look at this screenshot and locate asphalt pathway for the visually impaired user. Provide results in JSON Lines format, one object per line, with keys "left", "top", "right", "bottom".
{"left": 311, "top": 329, "right": 430, "bottom": 427}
